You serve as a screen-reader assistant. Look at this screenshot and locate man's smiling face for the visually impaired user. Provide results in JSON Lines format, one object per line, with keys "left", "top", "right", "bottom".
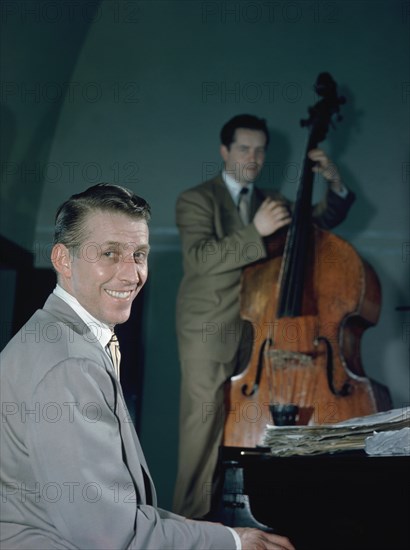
{"left": 54, "top": 209, "right": 149, "bottom": 327}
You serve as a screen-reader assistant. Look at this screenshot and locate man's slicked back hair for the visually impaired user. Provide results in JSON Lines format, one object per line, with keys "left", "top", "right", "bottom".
{"left": 54, "top": 183, "right": 151, "bottom": 249}
{"left": 220, "top": 114, "right": 270, "bottom": 149}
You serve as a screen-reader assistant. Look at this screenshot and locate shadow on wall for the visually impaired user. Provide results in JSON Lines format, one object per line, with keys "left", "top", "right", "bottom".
{"left": 0, "top": 0, "right": 101, "bottom": 250}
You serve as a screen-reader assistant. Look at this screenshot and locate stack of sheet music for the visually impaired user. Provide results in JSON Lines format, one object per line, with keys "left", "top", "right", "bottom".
{"left": 261, "top": 407, "right": 410, "bottom": 456}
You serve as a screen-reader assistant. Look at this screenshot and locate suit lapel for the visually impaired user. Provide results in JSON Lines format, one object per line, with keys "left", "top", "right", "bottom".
{"left": 212, "top": 174, "right": 236, "bottom": 207}
{"left": 43, "top": 294, "right": 156, "bottom": 506}
{"left": 115, "top": 386, "right": 157, "bottom": 505}
{"left": 211, "top": 175, "right": 244, "bottom": 229}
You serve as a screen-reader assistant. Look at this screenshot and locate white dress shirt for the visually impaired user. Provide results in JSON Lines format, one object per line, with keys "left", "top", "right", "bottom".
{"left": 222, "top": 170, "right": 254, "bottom": 207}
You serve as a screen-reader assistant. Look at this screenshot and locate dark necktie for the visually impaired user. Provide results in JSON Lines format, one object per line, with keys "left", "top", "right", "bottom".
{"left": 238, "top": 187, "right": 250, "bottom": 224}
{"left": 108, "top": 332, "right": 121, "bottom": 380}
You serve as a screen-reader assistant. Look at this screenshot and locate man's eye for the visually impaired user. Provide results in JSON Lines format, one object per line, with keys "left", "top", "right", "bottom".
{"left": 103, "top": 251, "right": 116, "bottom": 258}
{"left": 133, "top": 251, "right": 146, "bottom": 262}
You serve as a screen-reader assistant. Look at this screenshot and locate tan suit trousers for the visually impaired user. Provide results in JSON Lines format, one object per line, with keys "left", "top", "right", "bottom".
{"left": 172, "top": 357, "right": 238, "bottom": 519}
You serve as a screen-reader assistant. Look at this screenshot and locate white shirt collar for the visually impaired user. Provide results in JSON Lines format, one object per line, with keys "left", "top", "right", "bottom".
{"left": 53, "top": 284, "right": 113, "bottom": 349}
{"left": 222, "top": 170, "right": 253, "bottom": 204}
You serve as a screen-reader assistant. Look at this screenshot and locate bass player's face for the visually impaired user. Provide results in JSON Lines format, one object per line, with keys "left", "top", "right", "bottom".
{"left": 220, "top": 128, "right": 267, "bottom": 186}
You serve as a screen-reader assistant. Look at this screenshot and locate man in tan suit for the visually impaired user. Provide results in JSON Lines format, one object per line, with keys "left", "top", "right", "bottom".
{"left": 173, "top": 114, "right": 355, "bottom": 519}
{"left": 0, "top": 183, "right": 295, "bottom": 550}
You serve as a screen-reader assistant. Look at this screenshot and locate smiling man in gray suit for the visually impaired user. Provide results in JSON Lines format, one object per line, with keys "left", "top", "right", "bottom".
{"left": 0, "top": 184, "right": 295, "bottom": 550}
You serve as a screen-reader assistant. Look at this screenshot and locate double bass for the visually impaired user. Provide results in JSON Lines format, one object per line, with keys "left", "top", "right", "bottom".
{"left": 223, "top": 73, "right": 391, "bottom": 448}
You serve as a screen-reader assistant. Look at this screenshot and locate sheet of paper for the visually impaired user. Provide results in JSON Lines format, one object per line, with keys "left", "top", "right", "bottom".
{"left": 261, "top": 407, "right": 410, "bottom": 456}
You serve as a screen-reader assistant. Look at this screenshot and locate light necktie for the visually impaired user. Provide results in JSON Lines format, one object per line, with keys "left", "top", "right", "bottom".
{"left": 108, "top": 332, "right": 121, "bottom": 380}
{"left": 238, "top": 186, "right": 250, "bottom": 224}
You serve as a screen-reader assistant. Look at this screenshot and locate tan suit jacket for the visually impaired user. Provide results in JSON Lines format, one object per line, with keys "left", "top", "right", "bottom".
{"left": 0, "top": 294, "right": 236, "bottom": 549}
{"left": 175, "top": 174, "right": 355, "bottom": 363}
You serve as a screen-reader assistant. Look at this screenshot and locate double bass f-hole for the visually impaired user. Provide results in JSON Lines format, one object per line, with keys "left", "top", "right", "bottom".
{"left": 241, "top": 338, "right": 272, "bottom": 397}
{"left": 316, "top": 336, "right": 352, "bottom": 397}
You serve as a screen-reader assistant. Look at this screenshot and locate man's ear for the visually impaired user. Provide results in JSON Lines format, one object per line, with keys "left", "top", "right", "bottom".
{"left": 220, "top": 144, "right": 229, "bottom": 162}
{"left": 51, "top": 243, "right": 72, "bottom": 278}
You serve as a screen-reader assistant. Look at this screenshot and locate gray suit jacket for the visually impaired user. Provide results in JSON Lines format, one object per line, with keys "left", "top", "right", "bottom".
{"left": 0, "top": 294, "right": 235, "bottom": 549}
{"left": 175, "top": 175, "right": 355, "bottom": 363}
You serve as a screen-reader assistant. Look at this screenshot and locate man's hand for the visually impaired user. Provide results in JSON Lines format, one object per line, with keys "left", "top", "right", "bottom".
{"left": 308, "top": 148, "right": 346, "bottom": 194}
{"left": 234, "top": 527, "right": 295, "bottom": 550}
{"left": 253, "top": 198, "right": 291, "bottom": 237}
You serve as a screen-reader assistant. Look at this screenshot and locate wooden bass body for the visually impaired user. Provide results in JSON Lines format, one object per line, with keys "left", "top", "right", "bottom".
{"left": 224, "top": 226, "right": 385, "bottom": 448}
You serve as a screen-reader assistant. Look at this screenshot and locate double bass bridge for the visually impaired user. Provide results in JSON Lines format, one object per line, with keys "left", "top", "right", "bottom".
{"left": 266, "top": 348, "right": 316, "bottom": 425}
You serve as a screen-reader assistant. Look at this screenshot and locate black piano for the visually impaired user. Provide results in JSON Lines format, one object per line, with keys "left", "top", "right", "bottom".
{"left": 207, "top": 446, "right": 409, "bottom": 550}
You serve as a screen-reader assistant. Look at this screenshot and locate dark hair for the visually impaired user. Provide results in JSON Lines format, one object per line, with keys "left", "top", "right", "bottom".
{"left": 54, "top": 183, "right": 151, "bottom": 249}
{"left": 220, "top": 114, "right": 270, "bottom": 149}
